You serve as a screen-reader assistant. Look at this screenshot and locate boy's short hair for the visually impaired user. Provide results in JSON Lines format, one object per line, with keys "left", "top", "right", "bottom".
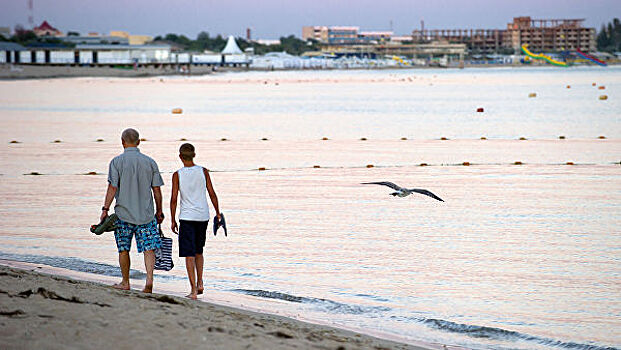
{"left": 179, "top": 143, "right": 195, "bottom": 161}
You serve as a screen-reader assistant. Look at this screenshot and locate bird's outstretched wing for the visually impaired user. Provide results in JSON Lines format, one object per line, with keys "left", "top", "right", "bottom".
{"left": 361, "top": 181, "right": 403, "bottom": 191}
{"left": 410, "top": 188, "right": 444, "bottom": 202}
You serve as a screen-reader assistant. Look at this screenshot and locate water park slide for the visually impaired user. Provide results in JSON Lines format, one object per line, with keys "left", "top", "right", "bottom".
{"left": 521, "top": 45, "right": 568, "bottom": 67}
{"left": 575, "top": 49, "right": 607, "bottom": 66}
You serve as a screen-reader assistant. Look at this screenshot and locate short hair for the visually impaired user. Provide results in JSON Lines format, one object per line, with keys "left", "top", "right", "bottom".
{"left": 179, "top": 143, "right": 195, "bottom": 161}
{"left": 121, "top": 128, "right": 139, "bottom": 145}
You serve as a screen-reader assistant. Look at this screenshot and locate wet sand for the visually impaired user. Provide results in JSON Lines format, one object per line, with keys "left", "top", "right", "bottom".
{"left": 0, "top": 264, "right": 431, "bottom": 350}
{"left": 0, "top": 64, "right": 251, "bottom": 80}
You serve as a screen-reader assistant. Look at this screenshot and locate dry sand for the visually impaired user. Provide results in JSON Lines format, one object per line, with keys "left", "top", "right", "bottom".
{"left": 0, "top": 265, "right": 431, "bottom": 350}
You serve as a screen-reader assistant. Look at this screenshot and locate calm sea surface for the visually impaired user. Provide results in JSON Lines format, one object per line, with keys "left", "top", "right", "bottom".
{"left": 0, "top": 67, "right": 619, "bottom": 350}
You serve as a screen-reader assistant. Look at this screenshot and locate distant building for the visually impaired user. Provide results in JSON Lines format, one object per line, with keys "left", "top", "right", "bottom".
{"left": 303, "top": 26, "right": 393, "bottom": 44}
{"left": 327, "top": 26, "right": 359, "bottom": 44}
{"left": 506, "top": 17, "right": 595, "bottom": 52}
{"left": 255, "top": 39, "right": 281, "bottom": 46}
{"left": 411, "top": 17, "right": 596, "bottom": 54}
{"left": 302, "top": 26, "right": 329, "bottom": 42}
{"left": 62, "top": 35, "right": 129, "bottom": 45}
{"left": 109, "top": 31, "right": 153, "bottom": 45}
{"left": 33, "top": 21, "right": 63, "bottom": 37}
{"left": 359, "top": 31, "right": 393, "bottom": 43}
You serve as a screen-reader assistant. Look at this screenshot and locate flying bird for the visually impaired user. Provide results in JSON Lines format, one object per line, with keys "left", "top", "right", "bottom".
{"left": 361, "top": 181, "right": 444, "bottom": 202}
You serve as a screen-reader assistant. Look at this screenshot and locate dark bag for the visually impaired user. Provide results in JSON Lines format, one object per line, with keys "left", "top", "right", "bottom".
{"left": 154, "top": 225, "right": 174, "bottom": 271}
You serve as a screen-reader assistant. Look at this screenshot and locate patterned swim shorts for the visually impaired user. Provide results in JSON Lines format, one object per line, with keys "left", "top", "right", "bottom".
{"left": 114, "top": 218, "right": 161, "bottom": 253}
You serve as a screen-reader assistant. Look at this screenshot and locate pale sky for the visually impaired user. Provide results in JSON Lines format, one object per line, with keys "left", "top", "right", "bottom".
{"left": 1, "top": 0, "right": 619, "bottom": 39}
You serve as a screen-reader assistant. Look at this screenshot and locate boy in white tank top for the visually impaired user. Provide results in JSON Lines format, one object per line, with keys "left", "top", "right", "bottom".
{"left": 170, "top": 143, "right": 221, "bottom": 299}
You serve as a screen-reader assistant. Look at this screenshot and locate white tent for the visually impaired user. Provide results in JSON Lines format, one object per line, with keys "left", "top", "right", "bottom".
{"left": 221, "top": 35, "right": 243, "bottom": 55}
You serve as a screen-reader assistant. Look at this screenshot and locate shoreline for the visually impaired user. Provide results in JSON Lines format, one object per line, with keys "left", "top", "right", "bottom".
{"left": 2, "top": 62, "right": 615, "bottom": 80}
{"left": 0, "top": 262, "right": 441, "bottom": 350}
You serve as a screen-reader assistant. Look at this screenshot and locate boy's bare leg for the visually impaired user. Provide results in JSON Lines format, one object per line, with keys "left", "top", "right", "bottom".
{"left": 113, "top": 251, "right": 131, "bottom": 290}
{"left": 142, "top": 250, "right": 155, "bottom": 293}
{"left": 185, "top": 256, "right": 197, "bottom": 299}
{"left": 195, "top": 253, "right": 204, "bottom": 294}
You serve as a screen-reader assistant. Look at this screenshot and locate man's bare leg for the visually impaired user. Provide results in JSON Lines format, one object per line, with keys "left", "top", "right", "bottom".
{"left": 113, "top": 251, "right": 131, "bottom": 290}
{"left": 195, "top": 253, "right": 204, "bottom": 295}
{"left": 185, "top": 256, "right": 197, "bottom": 299}
{"left": 142, "top": 250, "right": 155, "bottom": 293}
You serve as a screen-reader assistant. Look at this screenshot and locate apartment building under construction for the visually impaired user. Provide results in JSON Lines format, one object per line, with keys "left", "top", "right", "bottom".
{"left": 411, "top": 17, "right": 596, "bottom": 54}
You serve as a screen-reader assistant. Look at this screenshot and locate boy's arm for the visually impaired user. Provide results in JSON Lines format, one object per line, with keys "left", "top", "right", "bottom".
{"left": 203, "top": 168, "right": 220, "bottom": 219}
{"left": 170, "top": 172, "right": 179, "bottom": 234}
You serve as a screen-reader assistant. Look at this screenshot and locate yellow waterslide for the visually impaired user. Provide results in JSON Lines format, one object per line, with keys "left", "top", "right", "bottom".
{"left": 521, "top": 45, "right": 568, "bottom": 67}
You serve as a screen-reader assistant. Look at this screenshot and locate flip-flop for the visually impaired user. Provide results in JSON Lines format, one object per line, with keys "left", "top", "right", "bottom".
{"left": 213, "top": 213, "right": 227, "bottom": 236}
{"left": 90, "top": 213, "right": 118, "bottom": 235}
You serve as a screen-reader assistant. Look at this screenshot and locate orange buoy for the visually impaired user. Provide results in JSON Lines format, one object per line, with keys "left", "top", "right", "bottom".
{"left": 401, "top": 137, "right": 407, "bottom": 140}
{"left": 366, "top": 164, "right": 374, "bottom": 168}
{"left": 86, "top": 171, "right": 98, "bottom": 175}
{"left": 599, "top": 95, "right": 608, "bottom": 100}
{"left": 179, "top": 138, "right": 187, "bottom": 141}
{"left": 440, "top": 137, "right": 448, "bottom": 140}
{"left": 476, "top": 107, "right": 484, "bottom": 113}
{"left": 172, "top": 108, "right": 183, "bottom": 114}
{"left": 566, "top": 85, "right": 571, "bottom": 89}
{"left": 140, "top": 138, "right": 147, "bottom": 142}
{"left": 313, "top": 165, "right": 321, "bottom": 168}
{"left": 419, "top": 163, "right": 428, "bottom": 166}
{"left": 598, "top": 136, "right": 606, "bottom": 139}
{"left": 322, "top": 137, "right": 329, "bottom": 140}
{"left": 598, "top": 86, "right": 605, "bottom": 90}
{"left": 462, "top": 162, "right": 470, "bottom": 166}
{"left": 519, "top": 137, "right": 527, "bottom": 140}
{"left": 258, "top": 167, "right": 266, "bottom": 171}
{"left": 480, "top": 137, "right": 487, "bottom": 140}
{"left": 592, "top": 83, "right": 596, "bottom": 86}
{"left": 566, "top": 162, "right": 574, "bottom": 165}
{"left": 528, "top": 93, "right": 537, "bottom": 98}
{"left": 514, "top": 161, "right": 523, "bottom": 165}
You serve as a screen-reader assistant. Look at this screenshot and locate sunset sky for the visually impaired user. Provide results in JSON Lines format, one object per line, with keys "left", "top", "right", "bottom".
{"left": 1, "top": 0, "right": 619, "bottom": 39}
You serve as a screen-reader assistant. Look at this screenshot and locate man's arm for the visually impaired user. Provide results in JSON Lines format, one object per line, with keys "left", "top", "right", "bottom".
{"left": 170, "top": 172, "right": 179, "bottom": 234}
{"left": 152, "top": 186, "right": 164, "bottom": 224}
{"left": 203, "top": 168, "right": 220, "bottom": 219}
{"left": 100, "top": 184, "right": 117, "bottom": 221}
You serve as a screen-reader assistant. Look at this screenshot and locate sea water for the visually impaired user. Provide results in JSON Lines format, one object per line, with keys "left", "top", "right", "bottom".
{"left": 0, "top": 66, "right": 619, "bottom": 350}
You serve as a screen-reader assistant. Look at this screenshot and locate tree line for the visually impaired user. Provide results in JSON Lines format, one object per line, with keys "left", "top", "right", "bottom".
{"left": 153, "top": 32, "right": 319, "bottom": 55}
{"left": 596, "top": 18, "right": 621, "bottom": 53}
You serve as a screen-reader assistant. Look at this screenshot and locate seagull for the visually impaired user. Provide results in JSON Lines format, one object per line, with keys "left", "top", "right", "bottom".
{"left": 361, "top": 181, "right": 444, "bottom": 202}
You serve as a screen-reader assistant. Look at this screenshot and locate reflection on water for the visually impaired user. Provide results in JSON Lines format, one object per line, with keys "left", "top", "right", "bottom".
{"left": 0, "top": 67, "right": 619, "bottom": 350}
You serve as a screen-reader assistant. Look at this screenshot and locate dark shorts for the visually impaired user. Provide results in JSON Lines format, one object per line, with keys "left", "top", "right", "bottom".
{"left": 179, "top": 220, "right": 208, "bottom": 257}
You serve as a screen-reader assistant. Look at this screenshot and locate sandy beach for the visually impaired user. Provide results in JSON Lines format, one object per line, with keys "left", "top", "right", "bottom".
{"left": 0, "top": 264, "right": 431, "bottom": 350}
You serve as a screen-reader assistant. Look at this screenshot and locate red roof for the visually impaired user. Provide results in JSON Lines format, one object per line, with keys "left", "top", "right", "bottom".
{"left": 35, "top": 21, "right": 58, "bottom": 31}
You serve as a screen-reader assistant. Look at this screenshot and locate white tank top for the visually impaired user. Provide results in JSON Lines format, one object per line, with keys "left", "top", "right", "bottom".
{"left": 177, "top": 165, "right": 210, "bottom": 221}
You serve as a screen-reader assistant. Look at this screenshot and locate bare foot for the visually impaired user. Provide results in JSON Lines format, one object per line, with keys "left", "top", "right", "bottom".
{"left": 142, "top": 284, "right": 153, "bottom": 293}
{"left": 112, "top": 282, "right": 130, "bottom": 290}
{"left": 197, "top": 283, "right": 204, "bottom": 295}
{"left": 186, "top": 292, "right": 197, "bottom": 300}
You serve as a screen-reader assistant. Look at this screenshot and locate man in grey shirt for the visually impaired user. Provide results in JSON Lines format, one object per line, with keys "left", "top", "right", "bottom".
{"left": 100, "top": 128, "right": 165, "bottom": 293}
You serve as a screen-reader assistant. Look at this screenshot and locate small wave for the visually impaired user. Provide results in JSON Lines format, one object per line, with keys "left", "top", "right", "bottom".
{"left": 232, "top": 289, "right": 390, "bottom": 315}
{"left": 0, "top": 251, "right": 183, "bottom": 281}
{"left": 421, "top": 318, "right": 619, "bottom": 350}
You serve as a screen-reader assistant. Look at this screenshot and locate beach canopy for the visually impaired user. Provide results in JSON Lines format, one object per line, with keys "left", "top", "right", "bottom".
{"left": 221, "top": 36, "right": 243, "bottom": 55}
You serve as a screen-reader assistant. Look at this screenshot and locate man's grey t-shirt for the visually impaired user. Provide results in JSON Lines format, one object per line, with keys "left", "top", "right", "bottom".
{"left": 108, "top": 147, "right": 164, "bottom": 225}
